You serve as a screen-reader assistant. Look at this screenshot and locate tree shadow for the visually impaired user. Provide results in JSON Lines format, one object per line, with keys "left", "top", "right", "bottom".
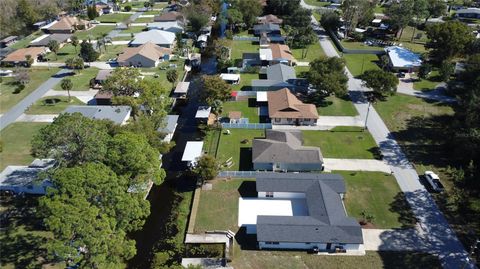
{"left": 238, "top": 147, "right": 253, "bottom": 171}
{"left": 378, "top": 251, "right": 443, "bottom": 269}
{"left": 0, "top": 231, "right": 48, "bottom": 268}
{"left": 389, "top": 192, "right": 417, "bottom": 228}
{"left": 368, "top": 146, "right": 383, "bottom": 160}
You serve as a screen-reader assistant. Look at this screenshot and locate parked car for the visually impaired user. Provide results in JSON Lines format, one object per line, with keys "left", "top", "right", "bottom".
{"left": 90, "top": 20, "right": 100, "bottom": 24}
{"left": 397, "top": 72, "right": 406, "bottom": 78}
{"left": 424, "top": 171, "right": 445, "bottom": 193}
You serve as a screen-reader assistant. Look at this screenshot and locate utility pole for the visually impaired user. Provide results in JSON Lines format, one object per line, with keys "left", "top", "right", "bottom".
{"left": 363, "top": 94, "right": 375, "bottom": 131}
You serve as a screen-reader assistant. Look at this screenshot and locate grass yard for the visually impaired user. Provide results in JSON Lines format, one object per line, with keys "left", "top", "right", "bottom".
{"left": 46, "top": 44, "right": 78, "bottom": 62}
{"left": 231, "top": 251, "right": 441, "bottom": 269}
{"left": 142, "top": 10, "right": 161, "bottom": 15}
{"left": 0, "top": 68, "right": 60, "bottom": 113}
{"left": 9, "top": 31, "right": 43, "bottom": 49}
{"left": 112, "top": 35, "right": 134, "bottom": 41}
{"left": 194, "top": 179, "right": 254, "bottom": 233}
{"left": 25, "top": 96, "right": 83, "bottom": 114}
{"left": 340, "top": 40, "right": 383, "bottom": 51}
{"left": 316, "top": 95, "right": 358, "bottom": 116}
{"left": 291, "top": 41, "right": 325, "bottom": 62}
{"left": 74, "top": 25, "right": 115, "bottom": 41}
{"left": 231, "top": 40, "right": 258, "bottom": 64}
{"left": 413, "top": 70, "right": 441, "bottom": 91}
{"left": 97, "top": 13, "right": 132, "bottom": 23}
{"left": 0, "top": 122, "right": 48, "bottom": 170}
{"left": 221, "top": 100, "right": 259, "bottom": 123}
{"left": 303, "top": 0, "right": 331, "bottom": 7}
{"left": 302, "top": 127, "right": 379, "bottom": 159}
{"left": 343, "top": 53, "right": 381, "bottom": 77}
{"left": 53, "top": 67, "right": 99, "bottom": 91}
{"left": 216, "top": 129, "right": 265, "bottom": 171}
{"left": 98, "top": 44, "right": 128, "bottom": 61}
{"left": 135, "top": 16, "right": 154, "bottom": 23}
{"left": 338, "top": 171, "right": 416, "bottom": 228}
{"left": 233, "top": 73, "right": 259, "bottom": 91}
{"left": 120, "top": 26, "right": 146, "bottom": 34}
{"left": 140, "top": 59, "right": 186, "bottom": 89}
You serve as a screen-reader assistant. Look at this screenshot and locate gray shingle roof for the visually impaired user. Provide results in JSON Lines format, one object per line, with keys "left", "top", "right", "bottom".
{"left": 30, "top": 34, "right": 71, "bottom": 47}
{"left": 266, "top": 64, "right": 296, "bottom": 82}
{"left": 252, "top": 130, "right": 323, "bottom": 164}
{"left": 0, "top": 159, "right": 55, "bottom": 187}
{"left": 253, "top": 23, "right": 280, "bottom": 32}
{"left": 158, "top": 114, "right": 179, "bottom": 134}
{"left": 63, "top": 105, "right": 131, "bottom": 124}
{"left": 255, "top": 174, "right": 362, "bottom": 244}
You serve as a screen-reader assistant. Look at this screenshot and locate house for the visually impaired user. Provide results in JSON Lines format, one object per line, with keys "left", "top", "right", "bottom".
{"left": 0, "top": 159, "right": 56, "bottom": 195}
{"left": 253, "top": 23, "right": 281, "bottom": 36}
{"left": 0, "top": 36, "right": 18, "bottom": 48}
{"left": 195, "top": 106, "right": 211, "bottom": 124}
{"left": 94, "top": 91, "right": 114, "bottom": 105}
{"left": 257, "top": 14, "right": 283, "bottom": 25}
{"left": 147, "top": 21, "right": 184, "bottom": 33}
{"left": 1, "top": 47, "right": 48, "bottom": 66}
{"left": 267, "top": 88, "right": 318, "bottom": 125}
{"left": 158, "top": 114, "right": 179, "bottom": 142}
{"left": 269, "top": 44, "right": 294, "bottom": 66}
{"left": 46, "top": 16, "right": 92, "bottom": 34}
{"left": 196, "top": 34, "right": 208, "bottom": 49}
{"left": 456, "top": 8, "right": 480, "bottom": 19}
{"left": 251, "top": 64, "right": 297, "bottom": 91}
{"left": 252, "top": 130, "right": 323, "bottom": 171}
{"left": 259, "top": 32, "right": 285, "bottom": 47}
{"left": 238, "top": 173, "right": 363, "bottom": 252}
{"left": 118, "top": 42, "right": 172, "bottom": 67}
{"left": 228, "top": 111, "right": 243, "bottom": 123}
{"left": 130, "top": 30, "right": 176, "bottom": 48}
{"left": 173, "top": 81, "right": 190, "bottom": 98}
{"left": 29, "top": 34, "right": 71, "bottom": 47}
{"left": 384, "top": 46, "right": 422, "bottom": 72}
{"left": 63, "top": 105, "right": 132, "bottom": 125}
{"left": 182, "top": 141, "right": 204, "bottom": 167}
{"left": 154, "top": 11, "right": 185, "bottom": 23}
{"left": 220, "top": 73, "right": 240, "bottom": 85}
{"left": 94, "top": 69, "right": 113, "bottom": 87}
{"left": 242, "top": 52, "right": 261, "bottom": 68}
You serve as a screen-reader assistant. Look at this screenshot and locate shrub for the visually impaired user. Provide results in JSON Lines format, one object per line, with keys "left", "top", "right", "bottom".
{"left": 124, "top": 5, "right": 132, "bottom": 11}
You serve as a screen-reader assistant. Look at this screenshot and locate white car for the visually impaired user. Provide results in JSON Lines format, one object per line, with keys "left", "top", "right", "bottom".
{"left": 424, "top": 171, "right": 445, "bottom": 193}
{"left": 90, "top": 20, "right": 100, "bottom": 24}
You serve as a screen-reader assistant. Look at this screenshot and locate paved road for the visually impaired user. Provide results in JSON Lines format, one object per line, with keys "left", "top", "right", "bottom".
{"left": 312, "top": 18, "right": 476, "bottom": 269}
{"left": 0, "top": 69, "right": 71, "bottom": 131}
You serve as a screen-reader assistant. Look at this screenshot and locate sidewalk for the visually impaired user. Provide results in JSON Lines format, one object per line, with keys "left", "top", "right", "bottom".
{"left": 16, "top": 114, "right": 58, "bottom": 123}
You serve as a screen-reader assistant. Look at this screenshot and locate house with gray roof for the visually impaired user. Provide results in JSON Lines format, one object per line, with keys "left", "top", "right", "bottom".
{"left": 130, "top": 30, "right": 176, "bottom": 48}
{"left": 0, "top": 159, "right": 56, "bottom": 195}
{"left": 158, "top": 115, "right": 179, "bottom": 142}
{"left": 252, "top": 130, "right": 324, "bottom": 171}
{"left": 63, "top": 105, "right": 131, "bottom": 125}
{"left": 251, "top": 64, "right": 297, "bottom": 91}
{"left": 238, "top": 173, "right": 363, "bottom": 252}
{"left": 29, "top": 34, "right": 71, "bottom": 47}
{"left": 253, "top": 23, "right": 281, "bottom": 36}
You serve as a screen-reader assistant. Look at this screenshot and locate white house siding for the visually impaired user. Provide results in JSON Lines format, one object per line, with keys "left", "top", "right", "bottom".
{"left": 271, "top": 118, "right": 317, "bottom": 126}
{"left": 258, "top": 191, "right": 306, "bottom": 199}
{"left": 254, "top": 162, "right": 323, "bottom": 172}
{"left": 119, "top": 54, "right": 157, "bottom": 68}
{"left": 259, "top": 242, "right": 361, "bottom": 251}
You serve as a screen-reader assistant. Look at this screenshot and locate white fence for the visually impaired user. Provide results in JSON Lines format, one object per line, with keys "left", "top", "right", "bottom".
{"left": 221, "top": 123, "right": 272, "bottom": 129}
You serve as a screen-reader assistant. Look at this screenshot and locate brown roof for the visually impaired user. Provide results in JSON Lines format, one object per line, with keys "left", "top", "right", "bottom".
{"left": 270, "top": 44, "right": 293, "bottom": 62}
{"left": 267, "top": 88, "right": 319, "bottom": 119}
{"left": 258, "top": 14, "right": 283, "bottom": 25}
{"left": 228, "top": 111, "right": 242, "bottom": 119}
{"left": 2, "top": 47, "right": 47, "bottom": 62}
{"left": 48, "top": 16, "right": 89, "bottom": 31}
{"left": 154, "top": 11, "right": 184, "bottom": 22}
{"left": 117, "top": 42, "right": 172, "bottom": 63}
{"left": 94, "top": 91, "right": 113, "bottom": 99}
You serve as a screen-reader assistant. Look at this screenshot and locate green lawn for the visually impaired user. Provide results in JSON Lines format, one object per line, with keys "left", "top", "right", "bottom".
{"left": 233, "top": 73, "right": 259, "bottom": 91}
{"left": 397, "top": 26, "right": 428, "bottom": 53}
{"left": 413, "top": 70, "right": 441, "bottom": 91}
{"left": 221, "top": 100, "right": 259, "bottom": 123}
{"left": 216, "top": 129, "right": 265, "bottom": 171}
{"left": 97, "top": 13, "right": 132, "bottom": 23}
{"left": 302, "top": 128, "right": 378, "bottom": 159}
{"left": 0, "top": 68, "right": 60, "bottom": 113}
{"left": 0, "top": 122, "right": 48, "bottom": 170}
{"left": 343, "top": 54, "right": 381, "bottom": 77}
{"left": 9, "top": 31, "right": 43, "bottom": 49}
{"left": 195, "top": 179, "right": 253, "bottom": 233}
{"left": 135, "top": 16, "right": 154, "bottom": 23}
{"left": 340, "top": 40, "right": 383, "bottom": 51}
{"left": 53, "top": 67, "right": 99, "bottom": 91}
{"left": 112, "top": 35, "right": 134, "bottom": 41}
{"left": 98, "top": 45, "right": 128, "bottom": 61}
{"left": 46, "top": 44, "right": 78, "bottom": 62}
{"left": 25, "top": 96, "right": 83, "bottom": 114}
{"left": 316, "top": 95, "right": 358, "bottom": 116}
{"left": 338, "top": 171, "right": 416, "bottom": 229}
{"left": 374, "top": 4, "right": 385, "bottom": 13}
{"left": 139, "top": 60, "right": 186, "bottom": 89}
{"left": 74, "top": 25, "right": 116, "bottom": 41}
{"left": 120, "top": 26, "right": 146, "bottom": 34}
{"left": 142, "top": 10, "right": 160, "bottom": 15}
{"left": 303, "top": 0, "right": 331, "bottom": 7}
{"left": 231, "top": 40, "right": 258, "bottom": 64}
{"left": 291, "top": 41, "right": 325, "bottom": 62}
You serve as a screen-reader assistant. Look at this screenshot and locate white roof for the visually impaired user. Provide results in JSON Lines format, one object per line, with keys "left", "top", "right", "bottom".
{"left": 197, "top": 34, "right": 208, "bottom": 42}
{"left": 372, "top": 18, "right": 382, "bottom": 23}
{"left": 259, "top": 48, "right": 273, "bottom": 61}
{"left": 354, "top": 28, "right": 367, "bottom": 33}
{"left": 131, "top": 30, "right": 176, "bottom": 46}
{"left": 238, "top": 198, "right": 308, "bottom": 226}
{"left": 63, "top": 105, "right": 132, "bottom": 125}
{"left": 219, "top": 73, "right": 240, "bottom": 81}
{"left": 456, "top": 8, "right": 480, "bottom": 14}
{"left": 182, "top": 141, "right": 204, "bottom": 162}
{"left": 385, "top": 46, "right": 422, "bottom": 68}
{"left": 174, "top": 81, "right": 190, "bottom": 94}
{"left": 41, "top": 20, "right": 57, "bottom": 30}
{"left": 147, "top": 21, "right": 184, "bottom": 33}
{"left": 30, "top": 34, "right": 50, "bottom": 44}
{"left": 256, "top": 91, "right": 268, "bottom": 102}
{"left": 195, "top": 106, "right": 211, "bottom": 118}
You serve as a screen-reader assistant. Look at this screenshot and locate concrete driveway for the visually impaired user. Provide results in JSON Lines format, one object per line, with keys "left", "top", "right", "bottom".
{"left": 362, "top": 228, "right": 428, "bottom": 251}
{"left": 323, "top": 158, "right": 391, "bottom": 173}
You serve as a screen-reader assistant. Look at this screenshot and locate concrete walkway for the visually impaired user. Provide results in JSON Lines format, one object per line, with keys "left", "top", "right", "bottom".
{"left": 16, "top": 114, "right": 58, "bottom": 123}
{"left": 362, "top": 229, "right": 428, "bottom": 251}
{"left": 397, "top": 75, "right": 456, "bottom": 103}
{"left": 313, "top": 19, "right": 475, "bottom": 269}
{"left": 296, "top": 61, "right": 309, "bottom": 66}
{"left": 0, "top": 69, "right": 70, "bottom": 130}
{"left": 323, "top": 158, "right": 391, "bottom": 173}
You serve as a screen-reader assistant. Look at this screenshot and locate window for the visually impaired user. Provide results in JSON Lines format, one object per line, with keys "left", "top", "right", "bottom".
{"left": 266, "top": 192, "right": 274, "bottom": 198}
{"left": 287, "top": 118, "right": 292, "bottom": 121}
{"left": 265, "top": 242, "right": 279, "bottom": 245}
{"left": 275, "top": 118, "right": 281, "bottom": 123}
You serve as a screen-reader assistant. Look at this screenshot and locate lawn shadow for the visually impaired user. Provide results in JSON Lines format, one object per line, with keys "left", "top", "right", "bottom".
{"left": 247, "top": 98, "right": 257, "bottom": 107}
{"left": 388, "top": 192, "right": 417, "bottom": 228}
{"left": 0, "top": 231, "right": 48, "bottom": 269}
{"left": 238, "top": 147, "right": 253, "bottom": 171}
{"left": 237, "top": 181, "right": 256, "bottom": 198}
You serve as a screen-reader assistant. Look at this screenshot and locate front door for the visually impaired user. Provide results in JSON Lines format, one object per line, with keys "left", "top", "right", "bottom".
{"left": 326, "top": 243, "right": 332, "bottom": 250}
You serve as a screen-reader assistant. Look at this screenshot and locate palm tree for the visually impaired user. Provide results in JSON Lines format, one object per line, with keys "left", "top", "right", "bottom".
{"left": 60, "top": 78, "right": 73, "bottom": 102}
{"left": 96, "top": 38, "right": 103, "bottom": 54}
{"left": 101, "top": 33, "right": 108, "bottom": 52}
